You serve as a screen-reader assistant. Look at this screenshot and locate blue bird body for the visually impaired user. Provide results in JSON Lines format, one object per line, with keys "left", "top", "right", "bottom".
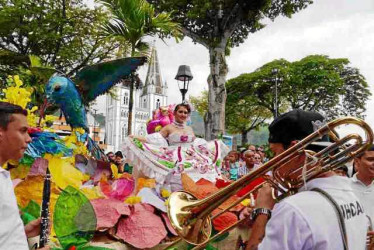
{"left": 45, "top": 76, "right": 88, "bottom": 130}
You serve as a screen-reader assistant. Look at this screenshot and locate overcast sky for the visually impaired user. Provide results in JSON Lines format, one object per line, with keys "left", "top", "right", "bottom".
{"left": 93, "top": 0, "right": 374, "bottom": 131}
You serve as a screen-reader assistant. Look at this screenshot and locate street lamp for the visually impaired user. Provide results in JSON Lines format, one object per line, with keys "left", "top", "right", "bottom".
{"left": 272, "top": 68, "right": 279, "bottom": 118}
{"left": 175, "top": 65, "right": 193, "bottom": 102}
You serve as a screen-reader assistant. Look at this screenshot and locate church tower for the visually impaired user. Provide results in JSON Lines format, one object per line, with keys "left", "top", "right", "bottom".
{"left": 139, "top": 45, "right": 168, "bottom": 114}
{"left": 105, "top": 45, "right": 168, "bottom": 151}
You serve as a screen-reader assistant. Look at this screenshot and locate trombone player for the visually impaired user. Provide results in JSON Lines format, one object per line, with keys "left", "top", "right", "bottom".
{"left": 246, "top": 110, "right": 368, "bottom": 250}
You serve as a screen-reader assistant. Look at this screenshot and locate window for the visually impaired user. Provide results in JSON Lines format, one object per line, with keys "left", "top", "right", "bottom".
{"left": 156, "top": 99, "right": 160, "bottom": 109}
{"left": 124, "top": 92, "right": 129, "bottom": 105}
{"left": 143, "top": 98, "right": 147, "bottom": 109}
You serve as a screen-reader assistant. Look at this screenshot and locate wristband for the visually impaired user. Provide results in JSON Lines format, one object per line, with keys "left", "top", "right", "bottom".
{"left": 250, "top": 207, "right": 272, "bottom": 221}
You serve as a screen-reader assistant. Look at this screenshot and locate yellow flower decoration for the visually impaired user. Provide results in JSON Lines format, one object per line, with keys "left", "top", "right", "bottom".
{"left": 160, "top": 188, "right": 171, "bottom": 198}
{"left": 1, "top": 75, "right": 32, "bottom": 109}
{"left": 240, "top": 198, "right": 251, "bottom": 207}
{"left": 26, "top": 106, "right": 39, "bottom": 127}
{"left": 62, "top": 128, "right": 89, "bottom": 155}
{"left": 124, "top": 196, "right": 142, "bottom": 205}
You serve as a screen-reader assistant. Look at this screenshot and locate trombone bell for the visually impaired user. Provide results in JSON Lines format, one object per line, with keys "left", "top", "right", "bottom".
{"left": 168, "top": 191, "right": 212, "bottom": 245}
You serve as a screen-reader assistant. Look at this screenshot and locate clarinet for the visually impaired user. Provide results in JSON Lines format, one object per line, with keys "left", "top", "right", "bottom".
{"left": 39, "top": 168, "right": 51, "bottom": 248}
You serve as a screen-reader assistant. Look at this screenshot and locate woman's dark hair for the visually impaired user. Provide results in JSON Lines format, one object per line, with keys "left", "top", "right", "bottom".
{"left": 0, "top": 102, "right": 28, "bottom": 129}
{"left": 174, "top": 103, "right": 191, "bottom": 114}
{"left": 115, "top": 151, "right": 124, "bottom": 159}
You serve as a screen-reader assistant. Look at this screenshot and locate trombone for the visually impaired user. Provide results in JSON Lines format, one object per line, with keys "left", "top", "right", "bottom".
{"left": 167, "top": 117, "right": 373, "bottom": 247}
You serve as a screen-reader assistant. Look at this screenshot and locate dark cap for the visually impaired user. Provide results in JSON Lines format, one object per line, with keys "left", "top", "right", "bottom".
{"left": 268, "top": 109, "right": 329, "bottom": 146}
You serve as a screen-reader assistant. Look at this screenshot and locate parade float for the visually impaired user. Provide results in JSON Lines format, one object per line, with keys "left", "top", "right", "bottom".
{"left": 2, "top": 60, "right": 253, "bottom": 250}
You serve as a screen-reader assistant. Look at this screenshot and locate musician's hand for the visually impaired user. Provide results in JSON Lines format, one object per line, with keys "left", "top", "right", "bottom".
{"left": 368, "top": 231, "right": 374, "bottom": 250}
{"left": 255, "top": 183, "right": 275, "bottom": 210}
{"left": 24, "top": 217, "right": 41, "bottom": 238}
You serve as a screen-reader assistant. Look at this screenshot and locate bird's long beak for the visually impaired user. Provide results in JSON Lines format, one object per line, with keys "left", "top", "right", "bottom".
{"left": 38, "top": 98, "right": 50, "bottom": 127}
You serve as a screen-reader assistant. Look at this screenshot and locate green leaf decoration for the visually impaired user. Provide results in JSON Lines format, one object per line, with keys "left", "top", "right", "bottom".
{"left": 21, "top": 212, "right": 37, "bottom": 225}
{"left": 20, "top": 200, "right": 41, "bottom": 224}
{"left": 19, "top": 154, "right": 35, "bottom": 166}
{"left": 133, "top": 138, "right": 144, "bottom": 150}
{"left": 54, "top": 186, "right": 97, "bottom": 249}
{"left": 79, "top": 246, "right": 114, "bottom": 250}
{"left": 158, "top": 159, "right": 175, "bottom": 169}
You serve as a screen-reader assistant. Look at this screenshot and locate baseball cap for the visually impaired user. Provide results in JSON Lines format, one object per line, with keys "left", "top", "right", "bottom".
{"left": 268, "top": 109, "right": 330, "bottom": 147}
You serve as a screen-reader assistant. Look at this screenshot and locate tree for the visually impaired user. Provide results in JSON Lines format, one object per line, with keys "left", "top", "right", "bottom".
{"left": 190, "top": 89, "right": 271, "bottom": 144}
{"left": 0, "top": 0, "right": 118, "bottom": 76}
{"left": 227, "top": 55, "right": 371, "bottom": 120}
{"left": 225, "top": 90, "right": 272, "bottom": 144}
{"left": 100, "top": 0, "right": 181, "bottom": 135}
{"left": 228, "top": 59, "right": 291, "bottom": 118}
{"left": 148, "top": 0, "right": 313, "bottom": 140}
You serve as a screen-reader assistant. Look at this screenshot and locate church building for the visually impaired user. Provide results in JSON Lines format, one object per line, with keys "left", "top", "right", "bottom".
{"left": 105, "top": 46, "right": 168, "bottom": 151}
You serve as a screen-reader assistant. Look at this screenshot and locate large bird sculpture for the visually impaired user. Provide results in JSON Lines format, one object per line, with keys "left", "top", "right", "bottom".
{"left": 43, "top": 57, "right": 146, "bottom": 160}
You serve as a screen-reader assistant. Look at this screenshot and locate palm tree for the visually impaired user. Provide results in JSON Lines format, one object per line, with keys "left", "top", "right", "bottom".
{"left": 100, "top": 0, "right": 181, "bottom": 135}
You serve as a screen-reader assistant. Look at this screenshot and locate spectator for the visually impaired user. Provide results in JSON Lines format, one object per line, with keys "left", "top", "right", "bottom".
{"left": 256, "top": 146, "right": 267, "bottom": 162}
{"left": 253, "top": 153, "right": 263, "bottom": 169}
{"left": 247, "top": 144, "right": 256, "bottom": 152}
{"left": 114, "top": 151, "right": 125, "bottom": 173}
{"left": 351, "top": 145, "right": 374, "bottom": 229}
{"left": 226, "top": 150, "right": 240, "bottom": 181}
{"left": 106, "top": 151, "right": 115, "bottom": 163}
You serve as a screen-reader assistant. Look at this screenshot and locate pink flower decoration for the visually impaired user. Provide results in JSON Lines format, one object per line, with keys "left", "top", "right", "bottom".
{"left": 180, "top": 135, "right": 188, "bottom": 142}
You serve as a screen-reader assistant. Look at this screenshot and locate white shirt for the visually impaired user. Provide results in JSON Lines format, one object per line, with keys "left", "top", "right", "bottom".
{"left": 259, "top": 176, "right": 367, "bottom": 250}
{"left": 0, "top": 168, "right": 28, "bottom": 249}
{"left": 350, "top": 173, "right": 374, "bottom": 227}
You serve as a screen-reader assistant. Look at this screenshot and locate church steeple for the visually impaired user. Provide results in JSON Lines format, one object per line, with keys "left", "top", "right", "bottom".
{"left": 143, "top": 45, "right": 163, "bottom": 95}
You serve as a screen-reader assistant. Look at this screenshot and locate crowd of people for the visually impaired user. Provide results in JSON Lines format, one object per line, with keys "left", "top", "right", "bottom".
{"left": 106, "top": 150, "right": 132, "bottom": 174}
{"left": 1, "top": 99, "right": 374, "bottom": 249}
{"left": 221, "top": 145, "right": 266, "bottom": 181}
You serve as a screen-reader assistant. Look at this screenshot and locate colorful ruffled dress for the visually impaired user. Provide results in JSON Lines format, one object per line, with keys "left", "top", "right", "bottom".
{"left": 122, "top": 132, "right": 229, "bottom": 190}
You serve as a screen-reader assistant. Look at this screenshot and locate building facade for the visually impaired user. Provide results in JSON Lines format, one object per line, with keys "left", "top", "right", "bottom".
{"left": 105, "top": 46, "right": 168, "bottom": 151}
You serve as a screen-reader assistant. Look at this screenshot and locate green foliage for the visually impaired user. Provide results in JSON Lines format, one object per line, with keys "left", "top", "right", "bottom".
{"left": 0, "top": 55, "right": 58, "bottom": 111}
{"left": 227, "top": 55, "right": 371, "bottom": 120}
{"left": 0, "top": 0, "right": 119, "bottom": 76}
{"left": 189, "top": 90, "right": 208, "bottom": 117}
{"left": 100, "top": 0, "right": 182, "bottom": 54}
{"left": 225, "top": 85, "right": 272, "bottom": 143}
{"left": 147, "top": 0, "right": 313, "bottom": 48}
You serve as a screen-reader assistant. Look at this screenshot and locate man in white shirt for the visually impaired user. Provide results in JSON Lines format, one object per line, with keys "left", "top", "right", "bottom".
{"left": 246, "top": 110, "right": 368, "bottom": 250}
{"left": 0, "top": 101, "right": 49, "bottom": 249}
{"left": 351, "top": 146, "right": 374, "bottom": 232}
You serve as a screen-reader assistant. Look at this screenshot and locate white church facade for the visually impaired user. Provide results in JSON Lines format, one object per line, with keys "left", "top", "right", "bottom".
{"left": 105, "top": 46, "right": 168, "bottom": 151}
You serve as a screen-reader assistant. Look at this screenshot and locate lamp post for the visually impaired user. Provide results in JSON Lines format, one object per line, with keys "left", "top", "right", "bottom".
{"left": 175, "top": 65, "right": 193, "bottom": 102}
{"left": 272, "top": 68, "right": 279, "bottom": 118}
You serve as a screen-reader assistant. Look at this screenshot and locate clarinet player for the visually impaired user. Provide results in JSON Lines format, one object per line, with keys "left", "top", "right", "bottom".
{"left": 0, "top": 102, "right": 50, "bottom": 249}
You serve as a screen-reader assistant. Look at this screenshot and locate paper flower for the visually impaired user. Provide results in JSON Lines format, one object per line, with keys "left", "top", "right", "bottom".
{"left": 1, "top": 75, "right": 32, "bottom": 109}
{"left": 91, "top": 198, "right": 130, "bottom": 230}
{"left": 116, "top": 203, "right": 167, "bottom": 248}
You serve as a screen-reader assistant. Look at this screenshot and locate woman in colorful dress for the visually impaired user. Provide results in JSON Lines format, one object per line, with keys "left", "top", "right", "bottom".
{"left": 124, "top": 103, "right": 229, "bottom": 190}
